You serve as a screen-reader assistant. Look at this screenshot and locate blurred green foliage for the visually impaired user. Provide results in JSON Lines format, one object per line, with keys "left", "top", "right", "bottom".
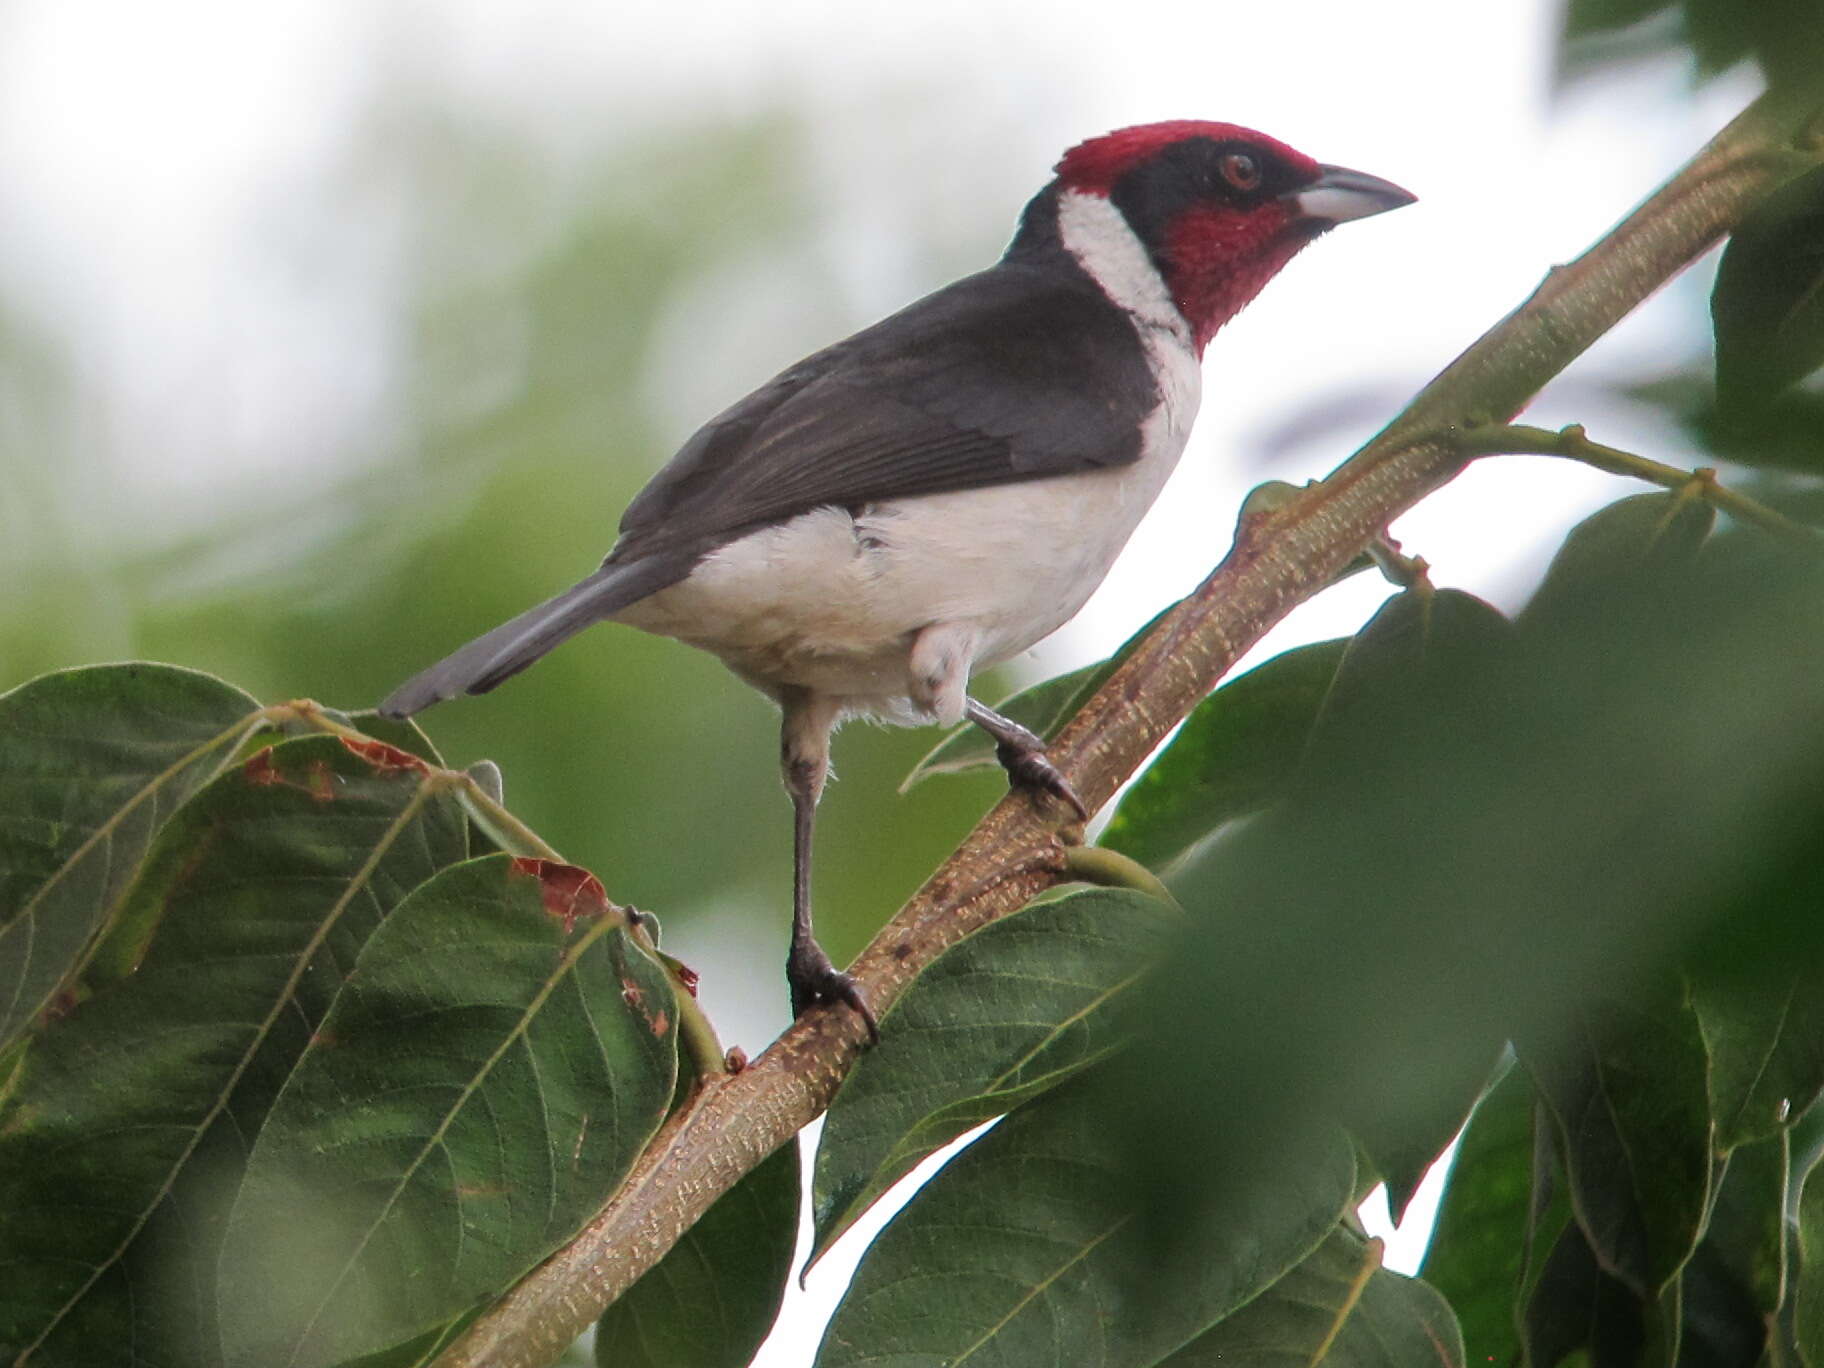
{"left": 1093, "top": 491, "right": 1824, "bottom": 1362}
{"left": 1559, "top": 0, "right": 1824, "bottom": 95}
{"left": 0, "top": 109, "right": 1004, "bottom": 1012}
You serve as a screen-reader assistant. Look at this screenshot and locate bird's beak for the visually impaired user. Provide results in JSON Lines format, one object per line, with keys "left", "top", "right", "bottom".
{"left": 1287, "top": 164, "right": 1416, "bottom": 224}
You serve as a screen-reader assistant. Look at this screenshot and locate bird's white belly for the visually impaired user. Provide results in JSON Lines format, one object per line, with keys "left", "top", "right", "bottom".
{"left": 617, "top": 329, "right": 1200, "bottom": 721}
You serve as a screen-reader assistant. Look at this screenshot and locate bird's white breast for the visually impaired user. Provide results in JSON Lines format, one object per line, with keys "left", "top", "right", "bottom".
{"left": 617, "top": 191, "right": 1202, "bottom": 721}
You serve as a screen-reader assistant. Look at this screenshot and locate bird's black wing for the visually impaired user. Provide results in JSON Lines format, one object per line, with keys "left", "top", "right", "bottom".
{"left": 608, "top": 258, "right": 1161, "bottom": 562}
{"left": 378, "top": 252, "right": 1163, "bottom": 718}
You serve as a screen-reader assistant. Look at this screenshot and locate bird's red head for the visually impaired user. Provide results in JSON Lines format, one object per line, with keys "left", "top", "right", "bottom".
{"left": 1053, "top": 120, "right": 1413, "bottom": 352}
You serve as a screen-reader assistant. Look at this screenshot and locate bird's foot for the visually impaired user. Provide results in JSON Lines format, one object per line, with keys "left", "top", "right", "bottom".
{"left": 994, "top": 737, "right": 1090, "bottom": 822}
{"left": 966, "top": 697, "right": 1091, "bottom": 822}
{"left": 788, "top": 939, "right": 879, "bottom": 1044}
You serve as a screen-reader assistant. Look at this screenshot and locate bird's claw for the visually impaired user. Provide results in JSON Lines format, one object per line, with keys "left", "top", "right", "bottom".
{"left": 996, "top": 741, "right": 1090, "bottom": 822}
{"left": 788, "top": 940, "right": 880, "bottom": 1044}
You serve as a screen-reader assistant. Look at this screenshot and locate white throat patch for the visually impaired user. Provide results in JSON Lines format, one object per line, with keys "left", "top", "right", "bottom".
{"left": 1055, "top": 190, "right": 1190, "bottom": 346}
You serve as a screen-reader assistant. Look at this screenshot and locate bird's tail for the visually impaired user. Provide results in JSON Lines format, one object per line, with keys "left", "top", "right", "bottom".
{"left": 377, "top": 553, "right": 693, "bottom": 719}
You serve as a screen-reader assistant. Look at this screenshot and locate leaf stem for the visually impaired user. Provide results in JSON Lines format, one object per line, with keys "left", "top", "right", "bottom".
{"left": 452, "top": 772, "right": 566, "bottom": 861}
{"left": 1062, "top": 846, "right": 1181, "bottom": 908}
{"left": 268, "top": 698, "right": 367, "bottom": 741}
{"left": 637, "top": 935, "right": 727, "bottom": 1081}
{"left": 1452, "top": 422, "right": 1821, "bottom": 547}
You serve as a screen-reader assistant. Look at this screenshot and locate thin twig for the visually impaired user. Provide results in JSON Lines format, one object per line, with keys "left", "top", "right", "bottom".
{"left": 1453, "top": 421, "right": 1822, "bottom": 548}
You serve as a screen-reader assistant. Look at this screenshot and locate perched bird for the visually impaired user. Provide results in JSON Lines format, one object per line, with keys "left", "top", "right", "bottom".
{"left": 380, "top": 120, "right": 1413, "bottom": 1036}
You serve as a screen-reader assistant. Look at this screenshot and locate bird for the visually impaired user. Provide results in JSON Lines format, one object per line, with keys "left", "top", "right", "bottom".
{"left": 379, "top": 120, "right": 1413, "bottom": 1038}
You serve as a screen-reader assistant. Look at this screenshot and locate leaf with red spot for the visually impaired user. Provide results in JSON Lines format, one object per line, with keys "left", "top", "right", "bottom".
{"left": 512, "top": 855, "right": 614, "bottom": 931}
{"left": 337, "top": 734, "right": 433, "bottom": 775}
{"left": 217, "top": 853, "right": 678, "bottom": 1368}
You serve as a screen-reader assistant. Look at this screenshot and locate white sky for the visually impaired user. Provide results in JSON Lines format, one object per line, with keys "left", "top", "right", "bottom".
{"left": 0, "top": 1, "right": 1762, "bottom": 1362}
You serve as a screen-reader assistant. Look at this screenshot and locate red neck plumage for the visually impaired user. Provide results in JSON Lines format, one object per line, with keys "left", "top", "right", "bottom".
{"left": 1163, "top": 205, "right": 1320, "bottom": 354}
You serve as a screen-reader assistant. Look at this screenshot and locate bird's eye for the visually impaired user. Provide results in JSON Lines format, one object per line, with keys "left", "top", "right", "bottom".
{"left": 1220, "top": 151, "right": 1262, "bottom": 192}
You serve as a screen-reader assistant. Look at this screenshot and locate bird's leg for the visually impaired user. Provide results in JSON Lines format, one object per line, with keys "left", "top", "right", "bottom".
{"left": 964, "top": 696, "right": 1090, "bottom": 821}
{"left": 911, "top": 623, "right": 1088, "bottom": 819}
{"left": 779, "top": 689, "right": 878, "bottom": 1041}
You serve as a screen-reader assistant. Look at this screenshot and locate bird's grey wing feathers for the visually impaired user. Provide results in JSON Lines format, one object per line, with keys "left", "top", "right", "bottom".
{"left": 377, "top": 552, "right": 694, "bottom": 718}
{"left": 381, "top": 259, "right": 1159, "bottom": 715}
{"left": 610, "top": 260, "right": 1159, "bottom": 560}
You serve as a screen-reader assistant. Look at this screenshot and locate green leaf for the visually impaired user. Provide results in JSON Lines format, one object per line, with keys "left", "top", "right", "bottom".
{"left": 1676, "top": 1240, "right": 1770, "bottom": 1367}
{"left": 1298, "top": 585, "right": 1515, "bottom": 795}
{"left": 1562, "top": 0, "right": 1671, "bottom": 37}
{"left": 1555, "top": 0, "right": 1682, "bottom": 92}
{"left": 1519, "top": 989, "right": 1715, "bottom": 1299}
{"left": 217, "top": 853, "right": 677, "bottom": 1368}
{"left": 810, "top": 887, "right": 1177, "bottom": 1267}
{"left": 1798, "top": 1139, "right": 1824, "bottom": 1366}
{"left": 1106, "top": 525, "right": 1824, "bottom": 1345}
{"left": 815, "top": 1073, "right": 1357, "bottom": 1368}
{"left": 1156, "top": 1224, "right": 1464, "bottom": 1367}
{"left": 1419, "top": 1063, "right": 1548, "bottom": 1365}
{"left": 1290, "top": 588, "right": 1515, "bottom": 1213}
{"left": 1715, "top": 166, "right": 1824, "bottom": 415}
{"left": 1691, "top": 0, "right": 1824, "bottom": 91}
{"left": 1558, "top": 0, "right": 1824, "bottom": 91}
{"left": 1523, "top": 1220, "right": 1647, "bottom": 1368}
{"left": 1091, "top": 586, "right": 1534, "bottom": 1286}
{"left": 1624, "top": 371, "right": 1824, "bottom": 478}
{"left": 1519, "top": 1101, "right": 1580, "bottom": 1334}
{"left": 1694, "top": 1131, "right": 1789, "bottom": 1352}
{"left": 1366, "top": 1047, "right": 1505, "bottom": 1230}
{"left": 1694, "top": 967, "right": 1824, "bottom": 1151}
{"left": 0, "top": 662, "right": 266, "bottom": 1053}
{"left": 1099, "top": 638, "right": 1348, "bottom": 871}
{"left": 594, "top": 1138, "right": 798, "bottom": 1368}
{"left": 901, "top": 605, "right": 1171, "bottom": 791}
{"left": 0, "top": 734, "right": 467, "bottom": 1365}
{"left": 332, "top": 1315, "right": 480, "bottom": 1368}
{"left": 1519, "top": 490, "right": 1714, "bottom": 634}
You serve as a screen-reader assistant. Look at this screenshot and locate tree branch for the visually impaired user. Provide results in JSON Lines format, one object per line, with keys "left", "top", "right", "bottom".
{"left": 432, "top": 85, "right": 1824, "bottom": 1368}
